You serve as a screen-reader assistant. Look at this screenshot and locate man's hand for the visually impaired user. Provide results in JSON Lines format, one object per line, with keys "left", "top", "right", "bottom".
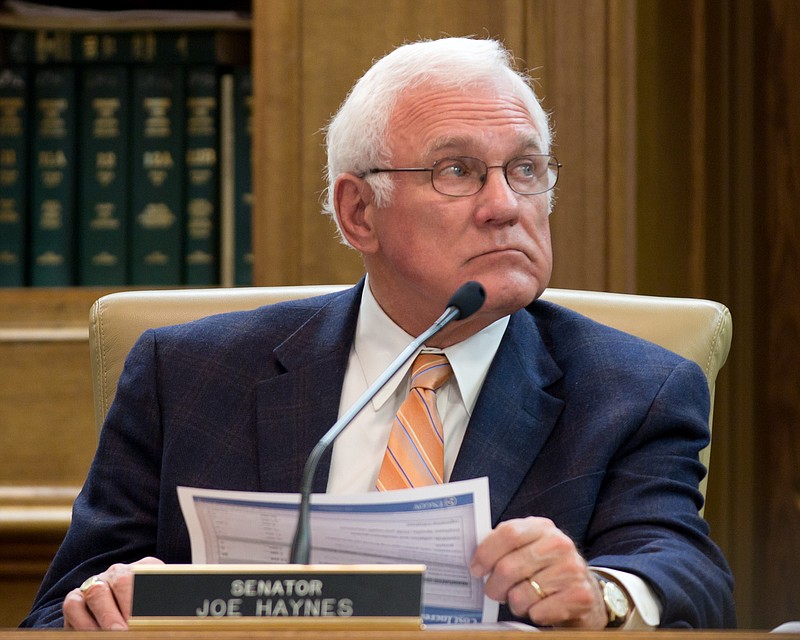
{"left": 63, "top": 557, "right": 164, "bottom": 630}
{"left": 470, "top": 516, "right": 608, "bottom": 628}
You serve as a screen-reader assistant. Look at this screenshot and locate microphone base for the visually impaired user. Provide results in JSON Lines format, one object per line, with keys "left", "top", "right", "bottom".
{"left": 129, "top": 563, "right": 425, "bottom": 630}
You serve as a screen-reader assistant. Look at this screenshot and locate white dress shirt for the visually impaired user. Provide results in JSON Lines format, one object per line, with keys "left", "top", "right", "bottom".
{"left": 326, "top": 278, "right": 660, "bottom": 628}
{"left": 327, "top": 278, "right": 508, "bottom": 493}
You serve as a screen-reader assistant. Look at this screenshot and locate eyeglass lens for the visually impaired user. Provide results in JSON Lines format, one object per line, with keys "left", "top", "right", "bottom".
{"left": 431, "top": 156, "right": 557, "bottom": 196}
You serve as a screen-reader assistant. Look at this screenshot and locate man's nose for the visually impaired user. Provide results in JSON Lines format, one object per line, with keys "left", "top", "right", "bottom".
{"left": 474, "top": 166, "right": 520, "bottom": 222}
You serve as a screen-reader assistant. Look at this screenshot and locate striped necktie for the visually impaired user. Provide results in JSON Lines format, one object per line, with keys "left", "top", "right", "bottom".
{"left": 376, "top": 353, "right": 453, "bottom": 491}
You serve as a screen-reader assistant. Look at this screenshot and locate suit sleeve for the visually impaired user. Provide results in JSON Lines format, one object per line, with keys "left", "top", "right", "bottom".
{"left": 585, "top": 359, "right": 735, "bottom": 628}
{"left": 19, "top": 330, "right": 164, "bottom": 628}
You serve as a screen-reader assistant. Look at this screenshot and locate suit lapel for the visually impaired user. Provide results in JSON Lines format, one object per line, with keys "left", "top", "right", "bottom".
{"left": 252, "top": 285, "right": 563, "bottom": 516}
{"left": 451, "top": 309, "right": 564, "bottom": 525}
{"left": 255, "top": 283, "right": 363, "bottom": 494}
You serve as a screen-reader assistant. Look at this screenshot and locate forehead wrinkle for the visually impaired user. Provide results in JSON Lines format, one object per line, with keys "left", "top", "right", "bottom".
{"left": 388, "top": 87, "right": 545, "bottom": 162}
{"left": 396, "top": 96, "right": 536, "bottom": 134}
{"left": 424, "top": 132, "right": 544, "bottom": 160}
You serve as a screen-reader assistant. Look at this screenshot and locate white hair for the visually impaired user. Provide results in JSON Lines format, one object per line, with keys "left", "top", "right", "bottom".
{"left": 322, "top": 37, "right": 552, "bottom": 240}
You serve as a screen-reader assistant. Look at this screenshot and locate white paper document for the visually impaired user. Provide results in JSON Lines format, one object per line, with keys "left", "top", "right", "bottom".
{"left": 177, "top": 477, "right": 498, "bottom": 625}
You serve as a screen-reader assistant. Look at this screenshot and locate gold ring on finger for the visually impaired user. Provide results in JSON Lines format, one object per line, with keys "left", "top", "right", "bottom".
{"left": 529, "top": 577, "right": 548, "bottom": 600}
{"left": 79, "top": 575, "right": 105, "bottom": 595}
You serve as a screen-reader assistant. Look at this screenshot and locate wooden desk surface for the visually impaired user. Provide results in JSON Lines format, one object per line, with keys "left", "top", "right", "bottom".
{"left": 1, "top": 630, "right": 797, "bottom": 639}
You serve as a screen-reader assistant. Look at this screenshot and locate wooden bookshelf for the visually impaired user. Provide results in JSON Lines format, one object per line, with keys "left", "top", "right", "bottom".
{"left": 0, "top": 4, "right": 252, "bottom": 625}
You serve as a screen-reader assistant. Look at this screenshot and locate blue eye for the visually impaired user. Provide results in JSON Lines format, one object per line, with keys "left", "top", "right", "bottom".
{"left": 508, "top": 157, "right": 539, "bottom": 180}
{"left": 436, "top": 158, "right": 472, "bottom": 179}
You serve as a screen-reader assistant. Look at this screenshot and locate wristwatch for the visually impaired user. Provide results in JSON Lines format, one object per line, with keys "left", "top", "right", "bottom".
{"left": 594, "top": 573, "right": 631, "bottom": 628}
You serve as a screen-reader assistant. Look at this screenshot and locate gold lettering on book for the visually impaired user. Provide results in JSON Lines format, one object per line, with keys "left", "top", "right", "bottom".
{"left": 143, "top": 150, "right": 174, "bottom": 186}
{"left": 34, "top": 31, "right": 71, "bottom": 63}
{"left": 90, "top": 203, "right": 119, "bottom": 230}
{"left": 36, "top": 250, "right": 64, "bottom": 266}
{"left": 138, "top": 203, "right": 175, "bottom": 229}
{"left": 39, "top": 200, "right": 62, "bottom": 229}
{"left": 92, "top": 98, "right": 121, "bottom": 138}
{"left": 187, "top": 250, "right": 212, "bottom": 265}
{"left": 188, "top": 198, "right": 213, "bottom": 238}
{"left": 0, "top": 169, "right": 19, "bottom": 186}
{"left": 143, "top": 250, "right": 169, "bottom": 266}
{"left": 38, "top": 98, "right": 68, "bottom": 138}
{"left": 91, "top": 251, "right": 118, "bottom": 267}
{"left": 96, "top": 151, "right": 117, "bottom": 186}
{"left": 81, "top": 34, "right": 119, "bottom": 61}
{"left": 143, "top": 98, "right": 172, "bottom": 137}
{"left": 0, "top": 199, "right": 19, "bottom": 223}
{"left": 0, "top": 97, "right": 24, "bottom": 136}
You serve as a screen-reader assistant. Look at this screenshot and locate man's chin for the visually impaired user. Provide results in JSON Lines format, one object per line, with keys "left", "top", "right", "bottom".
{"left": 478, "top": 277, "right": 544, "bottom": 316}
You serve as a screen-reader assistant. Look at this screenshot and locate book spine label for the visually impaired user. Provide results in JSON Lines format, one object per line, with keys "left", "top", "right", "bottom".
{"left": 30, "top": 65, "right": 77, "bottom": 286}
{"left": 184, "top": 65, "right": 219, "bottom": 285}
{"left": 0, "top": 66, "right": 29, "bottom": 286}
{"left": 130, "top": 65, "right": 185, "bottom": 285}
{"left": 233, "top": 66, "right": 253, "bottom": 286}
{"left": 78, "top": 65, "right": 129, "bottom": 285}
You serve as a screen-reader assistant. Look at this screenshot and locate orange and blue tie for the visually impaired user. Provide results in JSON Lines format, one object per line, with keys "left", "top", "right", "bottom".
{"left": 376, "top": 353, "right": 453, "bottom": 491}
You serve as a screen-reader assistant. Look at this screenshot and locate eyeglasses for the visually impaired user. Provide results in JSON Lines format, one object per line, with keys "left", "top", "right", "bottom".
{"left": 364, "top": 155, "right": 561, "bottom": 197}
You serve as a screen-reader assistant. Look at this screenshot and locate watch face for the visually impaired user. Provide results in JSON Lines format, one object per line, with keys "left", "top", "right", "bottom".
{"left": 605, "top": 581, "right": 630, "bottom": 618}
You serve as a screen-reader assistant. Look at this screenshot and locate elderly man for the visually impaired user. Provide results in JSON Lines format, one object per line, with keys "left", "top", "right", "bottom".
{"left": 22, "top": 37, "right": 734, "bottom": 630}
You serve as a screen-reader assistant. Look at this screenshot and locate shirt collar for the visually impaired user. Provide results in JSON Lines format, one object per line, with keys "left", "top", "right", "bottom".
{"left": 354, "top": 276, "right": 509, "bottom": 413}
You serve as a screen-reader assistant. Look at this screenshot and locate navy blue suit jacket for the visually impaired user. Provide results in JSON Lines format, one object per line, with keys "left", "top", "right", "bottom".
{"left": 22, "top": 282, "right": 735, "bottom": 628}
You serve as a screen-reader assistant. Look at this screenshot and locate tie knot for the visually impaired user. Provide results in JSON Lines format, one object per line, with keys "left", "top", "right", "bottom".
{"left": 410, "top": 353, "right": 452, "bottom": 392}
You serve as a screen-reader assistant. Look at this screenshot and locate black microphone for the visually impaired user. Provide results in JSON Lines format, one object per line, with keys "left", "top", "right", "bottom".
{"left": 289, "top": 281, "right": 486, "bottom": 564}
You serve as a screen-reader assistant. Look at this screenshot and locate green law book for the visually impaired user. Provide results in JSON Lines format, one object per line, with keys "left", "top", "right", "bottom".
{"left": 30, "top": 65, "right": 77, "bottom": 286}
{"left": 183, "top": 65, "right": 219, "bottom": 285}
{"left": 233, "top": 66, "right": 252, "bottom": 286}
{"left": 0, "top": 66, "right": 29, "bottom": 286}
{"left": 78, "top": 66, "right": 129, "bottom": 285}
{"left": 130, "top": 65, "right": 185, "bottom": 285}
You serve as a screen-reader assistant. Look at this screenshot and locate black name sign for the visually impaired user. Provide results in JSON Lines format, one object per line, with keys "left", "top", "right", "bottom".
{"left": 129, "top": 564, "right": 424, "bottom": 629}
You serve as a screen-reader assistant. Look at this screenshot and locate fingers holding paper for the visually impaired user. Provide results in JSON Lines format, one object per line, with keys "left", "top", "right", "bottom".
{"left": 470, "top": 516, "right": 607, "bottom": 628}
{"left": 63, "top": 556, "right": 164, "bottom": 630}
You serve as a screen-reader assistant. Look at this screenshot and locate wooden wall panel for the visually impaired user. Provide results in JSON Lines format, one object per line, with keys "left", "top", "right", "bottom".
{"left": 252, "top": 0, "right": 303, "bottom": 285}
{"left": 632, "top": 0, "right": 761, "bottom": 626}
{"left": 255, "top": 0, "right": 533, "bottom": 286}
{"left": 605, "top": 0, "right": 638, "bottom": 292}
{"left": 0, "top": 341, "right": 93, "bottom": 484}
{"left": 253, "top": 0, "right": 637, "bottom": 292}
{"left": 526, "top": 0, "right": 614, "bottom": 291}
{"left": 0, "top": 291, "right": 100, "bottom": 494}
{"left": 755, "top": 0, "right": 800, "bottom": 628}
{"left": 695, "top": 1, "right": 759, "bottom": 628}
{"left": 635, "top": 2, "right": 696, "bottom": 297}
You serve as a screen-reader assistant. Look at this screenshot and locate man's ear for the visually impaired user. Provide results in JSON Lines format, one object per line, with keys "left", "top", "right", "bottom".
{"left": 333, "top": 174, "right": 379, "bottom": 254}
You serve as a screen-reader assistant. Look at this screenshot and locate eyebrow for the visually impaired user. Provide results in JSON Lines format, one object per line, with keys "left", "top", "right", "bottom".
{"left": 423, "top": 133, "right": 545, "bottom": 160}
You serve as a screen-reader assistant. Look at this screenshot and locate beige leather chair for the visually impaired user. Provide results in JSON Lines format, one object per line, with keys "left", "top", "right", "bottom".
{"left": 89, "top": 285, "right": 732, "bottom": 502}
